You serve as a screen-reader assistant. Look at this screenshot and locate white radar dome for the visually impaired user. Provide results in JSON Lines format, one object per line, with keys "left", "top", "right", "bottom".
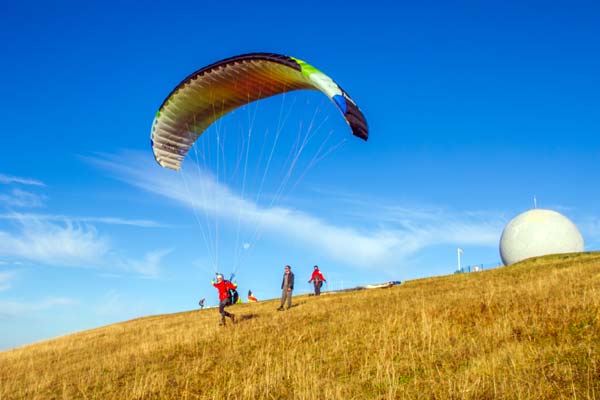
{"left": 499, "top": 209, "right": 584, "bottom": 265}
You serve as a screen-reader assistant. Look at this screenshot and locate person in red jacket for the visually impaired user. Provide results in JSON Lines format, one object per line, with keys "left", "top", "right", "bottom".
{"left": 212, "top": 274, "right": 236, "bottom": 325}
{"left": 308, "top": 265, "right": 326, "bottom": 296}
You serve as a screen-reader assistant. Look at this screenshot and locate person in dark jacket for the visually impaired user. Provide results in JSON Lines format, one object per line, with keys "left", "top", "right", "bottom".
{"left": 277, "top": 265, "right": 294, "bottom": 311}
{"left": 308, "top": 265, "right": 326, "bottom": 296}
{"left": 212, "top": 274, "right": 237, "bottom": 325}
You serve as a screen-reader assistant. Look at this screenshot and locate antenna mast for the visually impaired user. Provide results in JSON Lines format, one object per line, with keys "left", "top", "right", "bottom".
{"left": 457, "top": 248, "right": 463, "bottom": 272}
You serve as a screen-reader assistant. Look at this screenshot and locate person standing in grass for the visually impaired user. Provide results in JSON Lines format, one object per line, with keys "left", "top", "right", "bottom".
{"left": 212, "top": 274, "right": 236, "bottom": 325}
{"left": 308, "top": 265, "right": 326, "bottom": 296}
{"left": 277, "top": 265, "right": 294, "bottom": 311}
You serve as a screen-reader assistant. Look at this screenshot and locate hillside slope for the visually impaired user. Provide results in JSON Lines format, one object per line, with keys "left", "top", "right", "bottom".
{"left": 1, "top": 253, "right": 599, "bottom": 399}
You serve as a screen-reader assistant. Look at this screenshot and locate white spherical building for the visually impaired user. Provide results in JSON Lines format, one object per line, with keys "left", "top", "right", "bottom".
{"left": 499, "top": 209, "right": 584, "bottom": 265}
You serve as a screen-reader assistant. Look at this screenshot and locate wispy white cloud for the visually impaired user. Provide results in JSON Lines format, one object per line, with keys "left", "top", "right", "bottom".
{"left": 0, "top": 261, "right": 26, "bottom": 266}
{"left": 0, "top": 216, "right": 110, "bottom": 268}
{"left": 0, "top": 214, "right": 171, "bottom": 278}
{"left": 0, "top": 189, "right": 45, "bottom": 208}
{"left": 0, "top": 168, "right": 170, "bottom": 278}
{"left": 79, "top": 216, "right": 165, "bottom": 228}
{"left": 0, "top": 174, "right": 45, "bottom": 187}
{"left": 0, "top": 297, "right": 76, "bottom": 317}
{"left": 0, "top": 212, "right": 165, "bottom": 228}
{"left": 89, "top": 151, "right": 503, "bottom": 271}
{"left": 304, "top": 189, "right": 504, "bottom": 249}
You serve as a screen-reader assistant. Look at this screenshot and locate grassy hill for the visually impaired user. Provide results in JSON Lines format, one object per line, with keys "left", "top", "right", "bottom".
{"left": 1, "top": 252, "right": 599, "bottom": 399}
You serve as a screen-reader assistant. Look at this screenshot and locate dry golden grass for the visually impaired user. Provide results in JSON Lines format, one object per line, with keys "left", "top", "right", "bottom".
{"left": 1, "top": 252, "right": 599, "bottom": 399}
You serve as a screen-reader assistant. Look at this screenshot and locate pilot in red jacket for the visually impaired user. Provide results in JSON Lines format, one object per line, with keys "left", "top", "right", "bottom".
{"left": 212, "top": 274, "right": 237, "bottom": 325}
{"left": 308, "top": 265, "right": 326, "bottom": 296}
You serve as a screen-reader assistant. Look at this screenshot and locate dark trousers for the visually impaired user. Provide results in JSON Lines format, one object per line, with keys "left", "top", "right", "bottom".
{"left": 219, "top": 298, "right": 233, "bottom": 320}
{"left": 313, "top": 280, "right": 323, "bottom": 295}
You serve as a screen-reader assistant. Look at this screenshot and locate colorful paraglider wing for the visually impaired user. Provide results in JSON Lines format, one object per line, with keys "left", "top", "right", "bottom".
{"left": 151, "top": 53, "right": 368, "bottom": 170}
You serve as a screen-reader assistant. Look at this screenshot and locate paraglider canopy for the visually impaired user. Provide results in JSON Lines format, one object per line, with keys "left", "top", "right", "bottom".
{"left": 151, "top": 52, "right": 368, "bottom": 171}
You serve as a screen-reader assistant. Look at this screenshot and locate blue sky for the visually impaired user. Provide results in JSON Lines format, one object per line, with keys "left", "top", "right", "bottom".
{"left": 1, "top": 0, "right": 599, "bottom": 350}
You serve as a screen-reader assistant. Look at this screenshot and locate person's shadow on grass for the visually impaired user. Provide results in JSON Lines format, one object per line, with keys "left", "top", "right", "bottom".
{"left": 238, "top": 314, "right": 258, "bottom": 322}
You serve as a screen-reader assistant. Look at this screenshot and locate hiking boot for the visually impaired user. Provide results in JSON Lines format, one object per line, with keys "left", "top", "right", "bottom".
{"left": 219, "top": 319, "right": 226, "bottom": 326}
{"left": 277, "top": 307, "right": 284, "bottom": 311}
{"left": 230, "top": 314, "right": 236, "bottom": 324}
